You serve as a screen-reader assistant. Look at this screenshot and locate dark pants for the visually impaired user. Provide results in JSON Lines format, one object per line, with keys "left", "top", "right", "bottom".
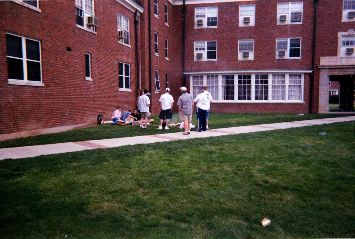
{"left": 197, "top": 108, "right": 207, "bottom": 131}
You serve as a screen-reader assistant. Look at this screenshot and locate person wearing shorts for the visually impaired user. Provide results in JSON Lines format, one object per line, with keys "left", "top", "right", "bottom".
{"left": 138, "top": 89, "right": 150, "bottom": 129}
{"left": 177, "top": 86, "right": 193, "bottom": 135}
{"left": 158, "top": 88, "right": 174, "bottom": 130}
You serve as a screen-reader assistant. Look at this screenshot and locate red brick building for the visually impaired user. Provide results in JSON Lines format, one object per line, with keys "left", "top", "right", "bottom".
{"left": 0, "top": 0, "right": 354, "bottom": 139}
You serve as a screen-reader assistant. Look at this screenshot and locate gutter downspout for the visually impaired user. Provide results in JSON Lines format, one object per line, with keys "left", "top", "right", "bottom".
{"left": 182, "top": 0, "right": 186, "bottom": 86}
{"left": 309, "top": 0, "right": 318, "bottom": 113}
{"left": 148, "top": 0, "right": 153, "bottom": 111}
{"left": 134, "top": 10, "right": 140, "bottom": 101}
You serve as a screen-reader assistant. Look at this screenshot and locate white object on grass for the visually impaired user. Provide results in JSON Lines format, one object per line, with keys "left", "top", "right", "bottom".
{"left": 261, "top": 218, "right": 271, "bottom": 227}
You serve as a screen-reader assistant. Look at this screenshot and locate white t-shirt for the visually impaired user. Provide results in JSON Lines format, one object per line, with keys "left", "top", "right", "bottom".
{"left": 159, "top": 93, "right": 174, "bottom": 110}
{"left": 194, "top": 91, "right": 213, "bottom": 111}
{"left": 138, "top": 94, "right": 150, "bottom": 112}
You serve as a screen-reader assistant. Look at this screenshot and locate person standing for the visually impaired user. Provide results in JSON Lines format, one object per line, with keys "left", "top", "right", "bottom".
{"left": 194, "top": 86, "right": 213, "bottom": 131}
{"left": 177, "top": 86, "right": 193, "bottom": 135}
{"left": 138, "top": 89, "right": 150, "bottom": 129}
{"left": 158, "top": 88, "right": 174, "bottom": 130}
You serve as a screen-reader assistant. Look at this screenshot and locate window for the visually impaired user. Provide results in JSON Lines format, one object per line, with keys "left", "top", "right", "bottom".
{"left": 192, "top": 75, "right": 204, "bottom": 98}
{"left": 85, "top": 53, "right": 91, "bottom": 80}
{"left": 222, "top": 75, "right": 235, "bottom": 100}
{"left": 238, "top": 40, "right": 254, "bottom": 60}
{"left": 75, "top": 0, "right": 96, "bottom": 32}
{"left": 165, "top": 39, "right": 168, "bottom": 59}
{"left": 22, "top": 0, "right": 38, "bottom": 8}
{"left": 238, "top": 75, "right": 251, "bottom": 100}
{"left": 195, "top": 7, "right": 218, "bottom": 28}
{"left": 165, "top": 73, "right": 168, "bottom": 88}
{"left": 155, "top": 70, "right": 160, "bottom": 92}
{"left": 154, "top": 0, "right": 158, "bottom": 16}
{"left": 194, "top": 41, "right": 217, "bottom": 61}
{"left": 277, "top": 2, "right": 303, "bottom": 24}
{"left": 343, "top": 0, "right": 355, "bottom": 21}
{"left": 255, "top": 75, "right": 269, "bottom": 101}
{"left": 239, "top": 5, "right": 255, "bottom": 27}
{"left": 165, "top": 3, "right": 169, "bottom": 24}
{"left": 272, "top": 74, "right": 286, "bottom": 100}
{"left": 119, "top": 62, "right": 130, "bottom": 89}
{"left": 276, "top": 38, "right": 301, "bottom": 59}
{"left": 340, "top": 35, "right": 355, "bottom": 57}
{"left": 154, "top": 32, "right": 159, "bottom": 55}
{"left": 6, "top": 34, "right": 42, "bottom": 85}
{"left": 206, "top": 75, "right": 218, "bottom": 100}
{"left": 117, "top": 14, "right": 130, "bottom": 45}
{"left": 288, "top": 74, "right": 303, "bottom": 101}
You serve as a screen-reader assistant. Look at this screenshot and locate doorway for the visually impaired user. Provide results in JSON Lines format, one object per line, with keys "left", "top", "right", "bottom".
{"left": 329, "top": 75, "right": 355, "bottom": 112}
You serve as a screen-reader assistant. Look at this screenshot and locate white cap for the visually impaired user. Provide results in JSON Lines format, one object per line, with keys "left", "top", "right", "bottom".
{"left": 165, "top": 88, "right": 170, "bottom": 92}
{"left": 180, "top": 86, "right": 187, "bottom": 92}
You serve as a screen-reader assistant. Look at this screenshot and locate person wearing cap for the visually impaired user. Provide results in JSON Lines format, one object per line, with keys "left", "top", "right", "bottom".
{"left": 194, "top": 86, "right": 213, "bottom": 131}
{"left": 138, "top": 89, "right": 150, "bottom": 129}
{"left": 177, "top": 86, "right": 193, "bottom": 135}
{"left": 158, "top": 88, "right": 174, "bottom": 130}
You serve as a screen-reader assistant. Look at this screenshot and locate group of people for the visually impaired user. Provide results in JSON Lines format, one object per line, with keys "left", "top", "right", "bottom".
{"left": 110, "top": 86, "right": 213, "bottom": 135}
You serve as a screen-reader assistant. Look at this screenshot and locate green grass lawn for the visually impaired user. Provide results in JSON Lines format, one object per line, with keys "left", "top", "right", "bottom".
{"left": 0, "top": 113, "right": 350, "bottom": 149}
{"left": 0, "top": 122, "right": 354, "bottom": 238}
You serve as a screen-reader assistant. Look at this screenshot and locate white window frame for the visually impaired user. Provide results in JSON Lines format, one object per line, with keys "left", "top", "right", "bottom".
{"left": 119, "top": 62, "right": 131, "bottom": 91}
{"left": 117, "top": 14, "right": 130, "bottom": 47}
{"left": 154, "top": 0, "right": 159, "bottom": 17}
{"left": 9, "top": 0, "right": 40, "bottom": 12}
{"left": 277, "top": 2, "right": 303, "bottom": 25}
{"left": 189, "top": 73, "right": 304, "bottom": 103}
{"left": 239, "top": 4, "right": 255, "bottom": 27}
{"left": 6, "top": 33, "right": 43, "bottom": 87}
{"left": 75, "top": 0, "right": 96, "bottom": 33}
{"left": 276, "top": 38, "right": 302, "bottom": 59}
{"left": 238, "top": 39, "right": 254, "bottom": 61}
{"left": 85, "top": 53, "right": 92, "bottom": 81}
{"left": 154, "top": 32, "right": 159, "bottom": 55}
{"left": 155, "top": 70, "right": 160, "bottom": 92}
{"left": 339, "top": 33, "right": 355, "bottom": 57}
{"left": 165, "top": 38, "right": 169, "bottom": 60}
{"left": 165, "top": 3, "right": 169, "bottom": 26}
{"left": 194, "top": 7, "right": 218, "bottom": 29}
{"left": 342, "top": 0, "right": 355, "bottom": 22}
{"left": 194, "top": 41, "right": 217, "bottom": 61}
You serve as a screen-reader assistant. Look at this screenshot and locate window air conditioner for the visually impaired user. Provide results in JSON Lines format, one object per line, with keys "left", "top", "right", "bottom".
{"left": 278, "top": 50, "right": 286, "bottom": 58}
{"left": 243, "top": 17, "right": 251, "bottom": 24}
{"left": 196, "top": 53, "right": 203, "bottom": 60}
{"left": 242, "top": 51, "right": 250, "bottom": 58}
{"left": 346, "top": 48, "right": 354, "bottom": 55}
{"left": 279, "top": 14, "right": 287, "bottom": 23}
{"left": 347, "top": 11, "right": 355, "bottom": 19}
{"left": 196, "top": 19, "right": 204, "bottom": 27}
{"left": 87, "top": 16, "right": 99, "bottom": 26}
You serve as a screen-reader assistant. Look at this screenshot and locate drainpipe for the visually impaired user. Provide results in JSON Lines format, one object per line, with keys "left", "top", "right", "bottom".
{"left": 309, "top": 0, "right": 318, "bottom": 113}
{"left": 134, "top": 10, "right": 140, "bottom": 101}
{"left": 148, "top": 0, "right": 153, "bottom": 111}
{"left": 182, "top": 0, "right": 186, "bottom": 86}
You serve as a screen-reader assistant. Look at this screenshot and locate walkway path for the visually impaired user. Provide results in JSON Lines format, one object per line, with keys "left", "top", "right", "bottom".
{"left": 1, "top": 116, "right": 354, "bottom": 160}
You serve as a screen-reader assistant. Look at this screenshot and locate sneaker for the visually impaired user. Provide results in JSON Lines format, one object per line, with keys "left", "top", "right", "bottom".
{"left": 158, "top": 126, "right": 162, "bottom": 130}
{"left": 165, "top": 126, "right": 169, "bottom": 130}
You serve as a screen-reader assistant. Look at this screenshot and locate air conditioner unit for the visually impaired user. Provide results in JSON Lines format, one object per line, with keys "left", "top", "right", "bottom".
{"left": 347, "top": 11, "right": 355, "bottom": 19}
{"left": 242, "top": 51, "right": 250, "bottom": 58}
{"left": 346, "top": 48, "right": 354, "bottom": 55}
{"left": 87, "top": 16, "right": 99, "bottom": 26}
{"left": 278, "top": 50, "right": 286, "bottom": 58}
{"left": 196, "top": 19, "right": 204, "bottom": 27}
{"left": 196, "top": 53, "right": 203, "bottom": 60}
{"left": 118, "top": 30, "right": 129, "bottom": 40}
{"left": 279, "top": 14, "right": 287, "bottom": 23}
{"left": 243, "top": 17, "right": 251, "bottom": 24}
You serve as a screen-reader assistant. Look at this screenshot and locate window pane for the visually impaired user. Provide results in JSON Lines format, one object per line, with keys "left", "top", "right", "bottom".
{"left": 207, "top": 51, "right": 216, "bottom": 59}
{"left": 85, "top": 54, "right": 91, "bottom": 78}
{"left": 223, "top": 75, "right": 234, "bottom": 100}
{"left": 192, "top": 75, "right": 203, "bottom": 98}
{"left": 119, "top": 63, "right": 123, "bottom": 75}
{"left": 290, "top": 38, "right": 300, "bottom": 47}
{"left": 6, "top": 34, "right": 22, "bottom": 58}
{"left": 238, "top": 75, "right": 251, "bottom": 100}
{"left": 23, "top": 0, "right": 38, "bottom": 7}
{"left": 119, "top": 76, "right": 124, "bottom": 88}
{"left": 125, "top": 76, "right": 130, "bottom": 89}
{"left": 76, "top": 8, "right": 84, "bottom": 26}
{"left": 7, "top": 58, "right": 24, "bottom": 80}
{"left": 27, "top": 61, "right": 41, "bottom": 81}
{"left": 239, "top": 40, "right": 253, "bottom": 51}
{"left": 207, "top": 41, "right": 216, "bottom": 50}
{"left": 272, "top": 74, "right": 286, "bottom": 100}
{"left": 207, "top": 17, "right": 217, "bottom": 26}
{"left": 290, "top": 12, "right": 302, "bottom": 22}
{"left": 26, "top": 39, "right": 40, "bottom": 61}
{"left": 255, "top": 75, "right": 268, "bottom": 100}
{"left": 277, "top": 39, "right": 288, "bottom": 50}
{"left": 85, "top": 0, "right": 93, "bottom": 15}
{"left": 206, "top": 75, "right": 218, "bottom": 100}
{"left": 240, "top": 5, "right": 255, "bottom": 17}
{"left": 289, "top": 48, "right": 300, "bottom": 57}
{"left": 125, "top": 64, "right": 130, "bottom": 76}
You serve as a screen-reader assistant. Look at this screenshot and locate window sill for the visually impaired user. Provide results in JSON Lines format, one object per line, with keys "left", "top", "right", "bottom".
{"left": 194, "top": 26, "right": 218, "bottom": 29}
{"left": 8, "top": 79, "right": 44, "bottom": 87}
{"left": 213, "top": 100, "right": 305, "bottom": 104}
{"left": 277, "top": 22, "right": 303, "bottom": 25}
{"left": 155, "top": 91, "right": 161, "bottom": 93}
{"left": 239, "top": 24, "right": 255, "bottom": 27}
{"left": 155, "top": 53, "right": 159, "bottom": 57}
{"left": 118, "top": 42, "right": 131, "bottom": 48}
{"left": 119, "top": 88, "right": 132, "bottom": 92}
{"left": 77, "top": 25, "right": 97, "bottom": 35}
{"left": 9, "top": 0, "right": 41, "bottom": 12}
{"left": 165, "top": 57, "right": 170, "bottom": 61}
{"left": 86, "top": 77, "right": 93, "bottom": 81}
{"left": 165, "top": 23, "right": 169, "bottom": 27}
{"left": 276, "top": 57, "right": 302, "bottom": 60}
{"left": 154, "top": 14, "right": 159, "bottom": 19}
{"left": 238, "top": 58, "right": 254, "bottom": 61}
{"left": 195, "top": 59, "right": 217, "bottom": 62}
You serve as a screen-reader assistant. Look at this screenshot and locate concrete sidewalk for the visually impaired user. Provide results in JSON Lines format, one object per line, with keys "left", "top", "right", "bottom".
{"left": 1, "top": 116, "right": 354, "bottom": 160}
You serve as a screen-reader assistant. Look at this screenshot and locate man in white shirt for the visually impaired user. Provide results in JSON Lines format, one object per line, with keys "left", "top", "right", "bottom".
{"left": 138, "top": 89, "right": 150, "bottom": 129}
{"left": 158, "top": 88, "right": 174, "bottom": 130}
{"left": 194, "top": 86, "right": 213, "bottom": 132}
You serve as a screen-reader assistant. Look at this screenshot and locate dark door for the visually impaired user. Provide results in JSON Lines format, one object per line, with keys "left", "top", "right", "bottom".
{"left": 339, "top": 78, "right": 354, "bottom": 111}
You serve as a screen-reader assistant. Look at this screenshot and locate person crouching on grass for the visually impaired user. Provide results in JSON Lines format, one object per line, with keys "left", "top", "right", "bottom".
{"left": 138, "top": 89, "right": 150, "bottom": 129}
{"left": 158, "top": 88, "right": 174, "bottom": 130}
{"left": 177, "top": 86, "right": 193, "bottom": 135}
